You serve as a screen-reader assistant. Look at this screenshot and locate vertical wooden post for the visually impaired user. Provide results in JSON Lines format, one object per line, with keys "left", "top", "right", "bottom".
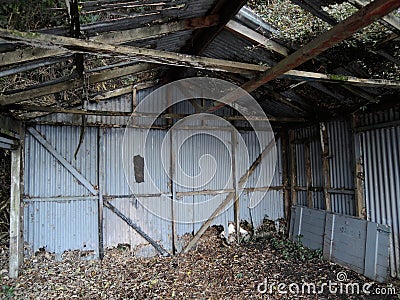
{"left": 320, "top": 122, "right": 331, "bottom": 211}
{"left": 231, "top": 130, "right": 239, "bottom": 241}
{"left": 305, "top": 141, "right": 313, "bottom": 208}
{"left": 352, "top": 115, "right": 365, "bottom": 218}
{"left": 132, "top": 87, "right": 137, "bottom": 111}
{"left": 97, "top": 127, "right": 104, "bottom": 259}
{"left": 281, "top": 130, "right": 291, "bottom": 221}
{"left": 9, "top": 146, "right": 23, "bottom": 278}
{"left": 289, "top": 130, "right": 297, "bottom": 206}
{"left": 167, "top": 88, "right": 177, "bottom": 254}
{"left": 170, "top": 129, "right": 177, "bottom": 254}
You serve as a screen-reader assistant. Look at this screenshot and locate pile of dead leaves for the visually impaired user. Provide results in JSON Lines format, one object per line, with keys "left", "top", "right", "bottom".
{"left": 1, "top": 226, "right": 399, "bottom": 299}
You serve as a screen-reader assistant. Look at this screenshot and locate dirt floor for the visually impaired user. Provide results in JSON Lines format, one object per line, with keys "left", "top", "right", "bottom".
{"left": 0, "top": 225, "right": 399, "bottom": 299}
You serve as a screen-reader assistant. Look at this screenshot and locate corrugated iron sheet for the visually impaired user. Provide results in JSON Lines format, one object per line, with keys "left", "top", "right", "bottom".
{"left": 24, "top": 125, "right": 99, "bottom": 257}
{"left": 103, "top": 197, "right": 173, "bottom": 256}
{"left": 359, "top": 125, "right": 400, "bottom": 278}
{"left": 326, "top": 120, "right": 355, "bottom": 215}
{"left": 25, "top": 125, "right": 98, "bottom": 197}
{"left": 24, "top": 198, "right": 99, "bottom": 258}
{"left": 292, "top": 121, "right": 355, "bottom": 215}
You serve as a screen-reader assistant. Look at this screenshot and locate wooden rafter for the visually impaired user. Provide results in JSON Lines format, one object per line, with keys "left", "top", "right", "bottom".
{"left": 2, "top": 104, "right": 306, "bottom": 123}
{"left": 181, "top": 0, "right": 247, "bottom": 55}
{"left": 220, "top": 0, "right": 400, "bottom": 111}
{"left": 0, "top": 63, "right": 157, "bottom": 105}
{"left": 349, "top": 0, "right": 400, "bottom": 34}
{"left": 0, "top": 15, "right": 219, "bottom": 67}
{"left": 1, "top": 28, "right": 399, "bottom": 106}
{"left": 225, "top": 20, "right": 289, "bottom": 56}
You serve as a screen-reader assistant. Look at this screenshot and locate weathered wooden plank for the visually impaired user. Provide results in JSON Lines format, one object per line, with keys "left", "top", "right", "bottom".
{"left": 0, "top": 15, "right": 219, "bottom": 67}
{"left": 0, "top": 48, "right": 66, "bottom": 67}
{"left": 225, "top": 20, "right": 289, "bottom": 56}
{"left": 7, "top": 104, "right": 306, "bottom": 123}
{"left": 92, "top": 15, "right": 220, "bottom": 44}
{"left": 0, "top": 63, "right": 156, "bottom": 105}
{"left": 320, "top": 122, "right": 331, "bottom": 211}
{"left": 9, "top": 146, "right": 23, "bottom": 278}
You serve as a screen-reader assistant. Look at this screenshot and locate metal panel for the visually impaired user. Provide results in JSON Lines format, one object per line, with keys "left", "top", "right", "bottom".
{"left": 24, "top": 125, "right": 99, "bottom": 257}
{"left": 237, "top": 131, "right": 284, "bottom": 224}
{"left": 25, "top": 125, "right": 98, "bottom": 198}
{"left": 173, "top": 129, "right": 233, "bottom": 193}
{"left": 359, "top": 125, "right": 400, "bottom": 278}
{"left": 327, "top": 120, "right": 353, "bottom": 190}
{"left": 106, "top": 127, "right": 170, "bottom": 196}
{"left": 103, "top": 197, "right": 172, "bottom": 256}
{"left": 293, "top": 121, "right": 355, "bottom": 214}
{"left": 24, "top": 198, "right": 99, "bottom": 258}
{"left": 357, "top": 106, "right": 400, "bottom": 128}
{"left": 290, "top": 206, "right": 391, "bottom": 282}
{"left": 248, "top": 190, "right": 284, "bottom": 228}
{"left": 327, "top": 119, "right": 355, "bottom": 215}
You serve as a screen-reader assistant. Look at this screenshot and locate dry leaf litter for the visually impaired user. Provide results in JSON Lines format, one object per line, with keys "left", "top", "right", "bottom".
{"left": 1, "top": 220, "right": 399, "bottom": 299}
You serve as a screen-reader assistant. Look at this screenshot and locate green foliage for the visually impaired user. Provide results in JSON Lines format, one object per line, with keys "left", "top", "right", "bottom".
{"left": 0, "top": 0, "right": 67, "bottom": 30}
{"left": 1, "top": 285, "right": 15, "bottom": 299}
{"left": 248, "top": 0, "right": 394, "bottom": 48}
{"left": 268, "top": 235, "right": 323, "bottom": 262}
{"left": 328, "top": 74, "right": 349, "bottom": 81}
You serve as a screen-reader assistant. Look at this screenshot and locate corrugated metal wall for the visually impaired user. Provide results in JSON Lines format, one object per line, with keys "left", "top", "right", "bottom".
{"left": 355, "top": 108, "right": 400, "bottom": 278}
{"left": 291, "top": 120, "right": 355, "bottom": 215}
{"left": 327, "top": 120, "right": 355, "bottom": 215}
{"left": 24, "top": 86, "right": 284, "bottom": 257}
{"left": 24, "top": 125, "right": 99, "bottom": 258}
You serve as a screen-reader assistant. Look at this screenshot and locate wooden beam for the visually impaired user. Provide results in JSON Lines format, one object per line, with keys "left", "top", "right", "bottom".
{"left": 320, "top": 122, "right": 331, "bottom": 211}
{"left": 283, "top": 70, "right": 400, "bottom": 89}
{"left": 181, "top": 0, "right": 247, "bottom": 55}
{"left": 349, "top": 0, "right": 400, "bottom": 34}
{"left": 92, "top": 15, "right": 220, "bottom": 44}
{"left": 0, "top": 29, "right": 268, "bottom": 74}
{"left": 225, "top": 20, "right": 289, "bottom": 56}
{"left": 289, "top": 130, "right": 298, "bottom": 206}
{"left": 305, "top": 141, "right": 313, "bottom": 208}
{"left": 281, "top": 130, "right": 291, "bottom": 229}
{"left": 237, "top": 0, "right": 400, "bottom": 99}
{"left": 182, "top": 133, "right": 279, "bottom": 253}
{"left": 4, "top": 104, "right": 307, "bottom": 123}
{"left": 0, "top": 48, "right": 66, "bottom": 67}
{"left": 0, "top": 63, "right": 156, "bottom": 105}
{"left": 0, "top": 15, "right": 219, "bottom": 67}
{"left": 352, "top": 115, "right": 366, "bottom": 218}
{"left": 8, "top": 145, "right": 23, "bottom": 278}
